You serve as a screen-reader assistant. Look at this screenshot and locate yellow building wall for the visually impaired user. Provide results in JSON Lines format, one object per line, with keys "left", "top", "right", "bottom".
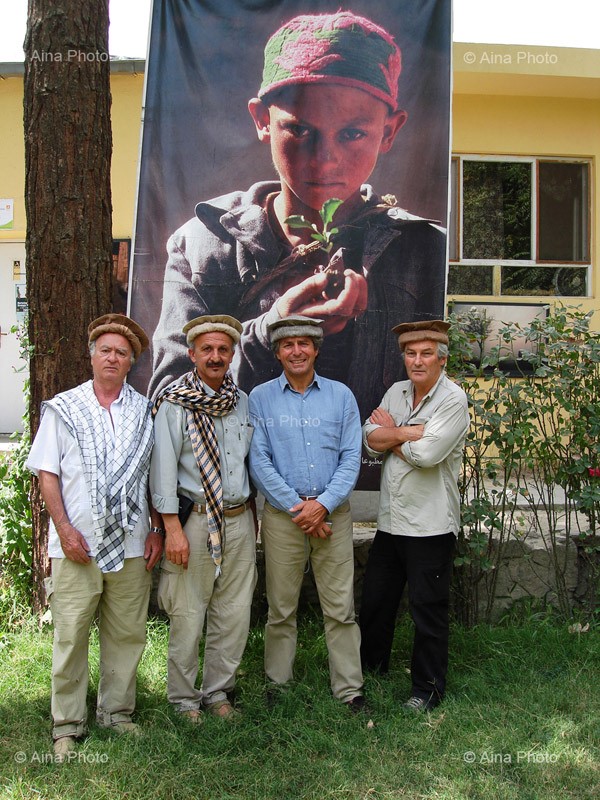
{"left": 0, "top": 76, "right": 25, "bottom": 239}
{"left": 451, "top": 43, "right": 600, "bottom": 324}
{"left": 0, "top": 70, "right": 145, "bottom": 243}
{"left": 452, "top": 92, "right": 599, "bottom": 320}
{"left": 111, "top": 72, "right": 145, "bottom": 238}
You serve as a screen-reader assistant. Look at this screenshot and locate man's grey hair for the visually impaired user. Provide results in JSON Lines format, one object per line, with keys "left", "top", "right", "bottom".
{"left": 400, "top": 341, "right": 448, "bottom": 361}
{"left": 89, "top": 340, "right": 136, "bottom": 365}
{"left": 271, "top": 335, "right": 324, "bottom": 354}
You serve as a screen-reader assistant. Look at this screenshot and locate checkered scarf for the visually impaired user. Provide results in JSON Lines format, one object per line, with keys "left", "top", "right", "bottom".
{"left": 153, "top": 370, "right": 239, "bottom": 576}
{"left": 43, "top": 380, "right": 154, "bottom": 573}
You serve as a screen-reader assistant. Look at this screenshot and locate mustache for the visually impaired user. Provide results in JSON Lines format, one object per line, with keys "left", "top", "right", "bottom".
{"left": 206, "top": 360, "right": 225, "bottom": 367}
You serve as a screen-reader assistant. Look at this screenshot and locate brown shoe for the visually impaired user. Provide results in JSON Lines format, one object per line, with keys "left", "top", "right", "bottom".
{"left": 53, "top": 736, "right": 76, "bottom": 763}
{"left": 109, "top": 721, "right": 141, "bottom": 735}
{"left": 206, "top": 700, "right": 240, "bottom": 719}
{"left": 180, "top": 708, "right": 203, "bottom": 725}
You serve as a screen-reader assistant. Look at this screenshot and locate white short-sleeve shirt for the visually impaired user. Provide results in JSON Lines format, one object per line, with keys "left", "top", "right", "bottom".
{"left": 26, "top": 395, "right": 149, "bottom": 560}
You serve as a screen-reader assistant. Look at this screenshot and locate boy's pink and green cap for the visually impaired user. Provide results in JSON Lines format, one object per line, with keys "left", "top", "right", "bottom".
{"left": 258, "top": 11, "right": 402, "bottom": 111}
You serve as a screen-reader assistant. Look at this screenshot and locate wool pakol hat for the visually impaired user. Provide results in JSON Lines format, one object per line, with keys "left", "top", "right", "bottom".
{"left": 183, "top": 314, "right": 243, "bottom": 346}
{"left": 392, "top": 320, "right": 450, "bottom": 351}
{"left": 268, "top": 315, "right": 324, "bottom": 344}
{"left": 88, "top": 313, "right": 149, "bottom": 359}
{"left": 258, "top": 11, "right": 402, "bottom": 111}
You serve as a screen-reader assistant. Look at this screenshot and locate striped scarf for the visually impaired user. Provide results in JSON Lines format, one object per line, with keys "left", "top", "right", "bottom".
{"left": 43, "top": 380, "right": 154, "bottom": 573}
{"left": 153, "top": 370, "right": 239, "bottom": 575}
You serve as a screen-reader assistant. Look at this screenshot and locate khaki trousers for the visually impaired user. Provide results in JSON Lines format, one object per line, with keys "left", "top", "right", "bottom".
{"left": 261, "top": 501, "right": 363, "bottom": 702}
{"left": 47, "top": 556, "right": 151, "bottom": 740}
{"left": 158, "top": 508, "right": 257, "bottom": 710}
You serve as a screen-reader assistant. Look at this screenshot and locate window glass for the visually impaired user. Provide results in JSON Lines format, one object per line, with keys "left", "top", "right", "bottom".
{"left": 463, "top": 161, "right": 532, "bottom": 260}
{"left": 447, "top": 264, "right": 494, "bottom": 295}
{"left": 449, "top": 158, "right": 458, "bottom": 261}
{"left": 539, "top": 162, "right": 589, "bottom": 261}
{"left": 502, "top": 266, "right": 587, "bottom": 297}
{"left": 450, "top": 157, "right": 590, "bottom": 298}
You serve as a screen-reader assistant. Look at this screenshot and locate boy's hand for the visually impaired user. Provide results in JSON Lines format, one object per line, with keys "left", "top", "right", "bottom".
{"left": 276, "top": 271, "right": 367, "bottom": 335}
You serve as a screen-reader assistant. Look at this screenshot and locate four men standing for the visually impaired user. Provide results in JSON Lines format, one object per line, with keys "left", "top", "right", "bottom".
{"left": 28, "top": 310, "right": 467, "bottom": 751}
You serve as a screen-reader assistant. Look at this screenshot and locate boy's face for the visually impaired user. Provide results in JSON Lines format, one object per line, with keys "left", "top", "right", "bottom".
{"left": 249, "top": 84, "right": 407, "bottom": 214}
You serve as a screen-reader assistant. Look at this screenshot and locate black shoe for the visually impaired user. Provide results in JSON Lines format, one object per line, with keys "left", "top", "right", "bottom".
{"left": 265, "top": 683, "right": 287, "bottom": 710}
{"left": 402, "top": 695, "right": 439, "bottom": 713}
{"left": 345, "top": 695, "right": 371, "bottom": 715}
{"left": 361, "top": 661, "right": 389, "bottom": 677}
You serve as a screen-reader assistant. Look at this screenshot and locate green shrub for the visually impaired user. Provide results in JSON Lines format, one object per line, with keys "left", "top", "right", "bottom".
{"left": 0, "top": 325, "right": 32, "bottom": 622}
{"left": 448, "top": 304, "right": 600, "bottom": 624}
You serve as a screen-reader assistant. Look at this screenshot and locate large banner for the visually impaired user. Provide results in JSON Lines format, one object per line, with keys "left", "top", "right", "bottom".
{"left": 129, "top": 0, "right": 451, "bottom": 489}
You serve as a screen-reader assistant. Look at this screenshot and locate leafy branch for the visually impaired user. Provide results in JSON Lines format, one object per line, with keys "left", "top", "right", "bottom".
{"left": 285, "top": 198, "right": 343, "bottom": 254}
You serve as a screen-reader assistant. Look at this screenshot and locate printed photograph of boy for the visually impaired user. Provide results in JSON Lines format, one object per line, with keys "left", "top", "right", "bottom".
{"left": 129, "top": 1, "right": 451, "bottom": 487}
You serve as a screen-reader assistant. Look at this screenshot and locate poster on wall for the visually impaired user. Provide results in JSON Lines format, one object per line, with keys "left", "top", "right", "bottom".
{"left": 129, "top": 0, "right": 451, "bottom": 489}
{"left": 112, "top": 238, "right": 131, "bottom": 315}
{"left": 15, "top": 284, "right": 27, "bottom": 323}
{"left": 0, "top": 199, "right": 14, "bottom": 230}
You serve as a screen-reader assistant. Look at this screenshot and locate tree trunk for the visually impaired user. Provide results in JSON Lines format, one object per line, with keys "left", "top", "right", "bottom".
{"left": 24, "top": 0, "right": 113, "bottom": 611}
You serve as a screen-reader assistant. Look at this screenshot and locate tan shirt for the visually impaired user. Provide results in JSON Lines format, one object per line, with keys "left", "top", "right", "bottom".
{"left": 363, "top": 373, "right": 469, "bottom": 536}
{"left": 150, "top": 386, "right": 253, "bottom": 514}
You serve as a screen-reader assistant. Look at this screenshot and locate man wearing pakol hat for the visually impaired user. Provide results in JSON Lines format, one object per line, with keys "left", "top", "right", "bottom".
{"left": 359, "top": 320, "right": 469, "bottom": 713}
{"left": 149, "top": 10, "right": 446, "bottom": 426}
{"left": 248, "top": 315, "right": 366, "bottom": 712}
{"left": 150, "top": 314, "right": 256, "bottom": 722}
{"left": 26, "top": 314, "right": 162, "bottom": 761}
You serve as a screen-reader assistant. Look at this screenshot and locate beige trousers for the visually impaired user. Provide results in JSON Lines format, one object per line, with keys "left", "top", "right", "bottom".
{"left": 47, "top": 556, "right": 151, "bottom": 740}
{"left": 158, "top": 508, "right": 257, "bottom": 710}
{"left": 261, "top": 501, "right": 363, "bottom": 702}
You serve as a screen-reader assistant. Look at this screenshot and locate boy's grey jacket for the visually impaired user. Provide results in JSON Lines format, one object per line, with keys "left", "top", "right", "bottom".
{"left": 150, "top": 181, "right": 446, "bottom": 423}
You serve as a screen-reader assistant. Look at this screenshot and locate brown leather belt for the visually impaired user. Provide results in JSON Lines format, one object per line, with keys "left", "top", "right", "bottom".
{"left": 192, "top": 501, "right": 251, "bottom": 518}
{"left": 299, "top": 495, "right": 318, "bottom": 501}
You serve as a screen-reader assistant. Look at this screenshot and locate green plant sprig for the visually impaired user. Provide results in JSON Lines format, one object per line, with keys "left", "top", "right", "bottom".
{"left": 285, "top": 198, "right": 343, "bottom": 254}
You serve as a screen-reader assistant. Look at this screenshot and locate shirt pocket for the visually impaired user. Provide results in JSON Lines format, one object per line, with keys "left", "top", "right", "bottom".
{"left": 406, "top": 413, "right": 432, "bottom": 431}
{"left": 316, "top": 416, "right": 343, "bottom": 452}
{"left": 243, "top": 422, "right": 254, "bottom": 454}
{"left": 224, "top": 416, "right": 254, "bottom": 456}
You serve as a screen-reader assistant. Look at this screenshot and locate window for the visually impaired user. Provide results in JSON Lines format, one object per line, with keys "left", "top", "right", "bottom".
{"left": 448, "top": 157, "right": 590, "bottom": 297}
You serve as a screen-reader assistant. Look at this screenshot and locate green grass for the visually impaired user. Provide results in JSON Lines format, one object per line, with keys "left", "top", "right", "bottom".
{"left": 0, "top": 612, "right": 599, "bottom": 800}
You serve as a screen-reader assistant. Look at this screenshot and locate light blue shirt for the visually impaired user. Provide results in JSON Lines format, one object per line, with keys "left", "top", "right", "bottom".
{"left": 249, "top": 371, "right": 361, "bottom": 515}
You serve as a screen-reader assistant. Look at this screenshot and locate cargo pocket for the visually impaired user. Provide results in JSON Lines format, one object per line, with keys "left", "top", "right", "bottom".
{"left": 157, "top": 559, "right": 188, "bottom": 616}
{"left": 43, "top": 575, "right": 54, "bottom": 603}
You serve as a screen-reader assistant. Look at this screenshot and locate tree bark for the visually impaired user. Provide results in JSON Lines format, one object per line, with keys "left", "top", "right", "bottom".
{"left": 24, "top": 0, "right": 113, "bottom": 611}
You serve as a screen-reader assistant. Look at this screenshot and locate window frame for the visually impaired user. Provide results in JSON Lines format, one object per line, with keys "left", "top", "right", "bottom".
{"left": 449, "top": 154, "right": 592, "bottom": 299}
